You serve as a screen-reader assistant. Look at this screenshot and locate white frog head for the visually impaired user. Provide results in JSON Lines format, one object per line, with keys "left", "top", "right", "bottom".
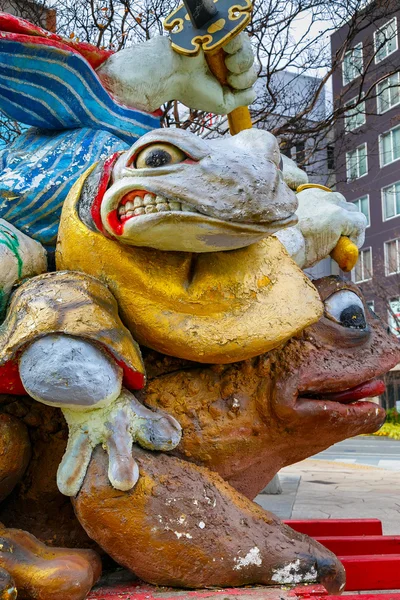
{"left": 89, "top": 128, "right": 298, "bottom": 252}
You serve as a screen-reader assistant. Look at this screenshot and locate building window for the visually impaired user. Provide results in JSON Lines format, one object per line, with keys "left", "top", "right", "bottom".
{"left": 380, "top": 125, "right": 400, "bottom": 166}
{"left": 352, "top": 247, "right": 372, "bottom": 283}
{"left": 352, "top": 195, "right": 370, "bottom": 226}
{"left": 343, "top": 43, "right": 363, "bottom": 85}
{"left": 382, "top": 181, "right": 400, "bottom": 220}
{"left": 385, "top": 238, "right": 400, "bottom": 275}
{"left": 366, "top": 300, "right": 375, "bottom": 313}
{"left": 327, "top": 145, "right": 335, "bottom": 170}
{"left": 374, "top": 18, "right": 398, "bottom": 63}
{"left": 295, "top": 141, "right": 306, "bottom": 170}
{"left": 377, "top": 72, "right": 400, "bottom": 114}
{"left": 345, "top": 97, "right": 366, "bottom": 132}
{"left": 280, "top": 142, "right": 292, "bottom": 158}
{"left": 346, "top": 144, "right": 368, "bottom": 180}
{"left": 388, "top": 297, "right": 400, "bottom": 336}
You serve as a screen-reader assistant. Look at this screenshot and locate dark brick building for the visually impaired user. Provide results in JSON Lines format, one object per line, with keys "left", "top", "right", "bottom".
{"left": 331, "top": 1, "right": 400, "bottom": 407}
{"left": 332, "top": 2, "right": 400, "bottom": 325}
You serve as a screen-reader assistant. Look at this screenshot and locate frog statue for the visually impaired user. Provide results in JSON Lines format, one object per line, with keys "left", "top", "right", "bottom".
{"left": 0, "top": 11, "right": 399, "bottom": 600}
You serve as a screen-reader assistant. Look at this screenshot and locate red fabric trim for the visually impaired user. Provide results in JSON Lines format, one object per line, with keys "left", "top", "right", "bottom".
{"left": 0, "top": 360, "right": 26, "bottom": 395}
{"left": 115, "top": 358, "right": 146, "bottom": 391}
{"left": 0, "top": 354, "right": 145, "bottom": 398}
{"left": 0, "top": 12, "right": 113, "bottom": 69}
{"left": 90, "top": 152, "right": 121, "bottom": 235}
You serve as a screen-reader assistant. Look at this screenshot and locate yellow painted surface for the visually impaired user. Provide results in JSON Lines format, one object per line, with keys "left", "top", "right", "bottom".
{"left": 228, "top": 106, "right": 252, "bottom": 134}
{"left": 330, "top": 236, "right": 359, "bottom": 273}
{"left": 0, "top": 269, "right": 144, "bottom": 376}
{"left": 208, "top": 19, "right": 226, "bottom": 33}
{"left": 296, "top": 183, "right": 332, "bottom": 193}
{"left": 56, "top": 169, "right": 323, "bottom": 364}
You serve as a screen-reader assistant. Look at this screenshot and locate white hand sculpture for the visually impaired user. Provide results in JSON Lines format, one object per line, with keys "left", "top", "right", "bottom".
{"left": 275, "top": 188, "right": 367, "bottom": 269}
{"left": 59, "top": 388, "right": 182, "bottom": 497}
{"left": 19, "top": 334, "right": 182, "bottom": 497}
{"left": 97, "top": 33, "right": 256, "bottom": 114}
{"left": 0, "top": 220, "right": 47, "bottom": 316}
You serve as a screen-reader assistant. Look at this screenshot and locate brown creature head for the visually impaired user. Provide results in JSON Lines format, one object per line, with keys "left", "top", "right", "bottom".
{"left": 143, "top": 277, "right": 400, "bottom": 499}
{"left": 263, "top": 277, "right": 398, "bottom": 476}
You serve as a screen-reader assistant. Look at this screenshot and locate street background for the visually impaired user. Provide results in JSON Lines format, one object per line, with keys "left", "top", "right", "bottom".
{"left": 255, "top": 436, "right": 400, "bottom": 534}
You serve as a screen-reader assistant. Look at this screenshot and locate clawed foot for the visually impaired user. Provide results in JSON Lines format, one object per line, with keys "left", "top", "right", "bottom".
{"left": 58, "top": 388, "right": 182, "bottom": 496}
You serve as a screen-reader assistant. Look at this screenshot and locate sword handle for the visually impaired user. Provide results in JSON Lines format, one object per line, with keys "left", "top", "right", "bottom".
{"left": 330, "top": 236, "right": 359, "bottom": 273}
{"left": 206, "top": 49, "right": 252, "bottom": 135}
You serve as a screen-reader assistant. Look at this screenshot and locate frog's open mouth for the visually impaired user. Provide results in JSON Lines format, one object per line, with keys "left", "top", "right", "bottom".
{"left": 295, "top": 378, "right": 386, "bottom": 426}
{"left": 107, "top": 188, "right": 297, "bottom": 231}
{"left": 304, "top": 379, "right": 385, "bottom": 405}
{"left": 103, "top": 185, "right": 298, "bottom": 252}
{"left": 117, "top": 190, "right": 199, "bottom": 222}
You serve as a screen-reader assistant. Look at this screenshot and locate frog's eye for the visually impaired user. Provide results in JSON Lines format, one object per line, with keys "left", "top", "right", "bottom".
{"left": 324, "top": 290, "right": 367, "bottom": 329}
{"left": 135, "top": 143, "right": 186, "bottom": 169}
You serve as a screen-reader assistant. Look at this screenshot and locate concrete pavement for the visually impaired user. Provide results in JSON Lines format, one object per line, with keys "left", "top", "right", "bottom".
{"left": 312, "top": 436, "right": 400, "bottom": 470}
{"left": 256, "top": 459, "right": 400, "bottom": 535}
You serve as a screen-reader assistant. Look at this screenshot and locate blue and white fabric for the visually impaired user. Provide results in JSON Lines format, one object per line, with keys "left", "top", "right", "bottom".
{"left": 0, "top": 36, "right": 161, "bottom": 250}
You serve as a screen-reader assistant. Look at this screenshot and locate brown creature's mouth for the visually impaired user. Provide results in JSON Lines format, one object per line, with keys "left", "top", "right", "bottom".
{"left": 295, "top": 378, "right": 387, "bottom": 427}
{"left": 303, "top": 379, "right": 386, "bottom": 405}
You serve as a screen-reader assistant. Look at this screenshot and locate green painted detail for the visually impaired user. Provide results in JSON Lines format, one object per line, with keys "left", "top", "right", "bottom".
{"left": 0, "top": 289, "right": 5, "bottom": 321}
{"left": 0, "top": 223, "right": 23, "bottom": 278}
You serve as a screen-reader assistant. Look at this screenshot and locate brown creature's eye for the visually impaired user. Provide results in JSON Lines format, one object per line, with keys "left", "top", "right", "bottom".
{"left": 135, "top": 143, "right": 186, "bottom": 169}
{"left": 325, "top": 290, "right": 367, "bottom": 329}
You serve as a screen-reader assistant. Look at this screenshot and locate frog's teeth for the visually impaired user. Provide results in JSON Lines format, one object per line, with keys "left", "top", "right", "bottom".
{"left": 181, "top": 202, "right": 199, "bottom": 213}
{"left": 143, "top": 193, "right": 156, "bottom": 206}
{"left": 118, "top": 193, "right": 199, "bottom": 219}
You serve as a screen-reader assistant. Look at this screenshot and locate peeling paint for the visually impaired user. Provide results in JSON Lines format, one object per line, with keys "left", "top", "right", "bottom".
{"left": 233, "top": 547, "right": 262, "bottom": 571}
{"left": 174, "top": 531, "right": 193, "bottom": 539}
{"left": 271, "top": 559, "right": 317, "bottom": 584}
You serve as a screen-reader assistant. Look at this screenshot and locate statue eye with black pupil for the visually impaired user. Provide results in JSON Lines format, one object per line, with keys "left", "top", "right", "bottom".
{"left": 144, "top": 149, "right": 172, "bottom": 168}
{"left": 340, "top": 305, "right": 366, "bottom": 329}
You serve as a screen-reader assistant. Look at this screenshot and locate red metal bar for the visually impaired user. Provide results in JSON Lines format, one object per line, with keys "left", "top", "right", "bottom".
{"left": 340, "top": 554, "right": 400, "bottom": 591}
{"left": 290, "top": 585, "right": 328, "bottom": 597}
{"left": 327, "top": 596, "right": 400, "bottom": 600}
{"left": 88, "top": 583, "right": 293, "bottom": 599}
{"left": 316, "top": 535, "right": 400, "bottom": 556}
{"left": 285, "top": 519, "right": 383, "bottom": 537}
